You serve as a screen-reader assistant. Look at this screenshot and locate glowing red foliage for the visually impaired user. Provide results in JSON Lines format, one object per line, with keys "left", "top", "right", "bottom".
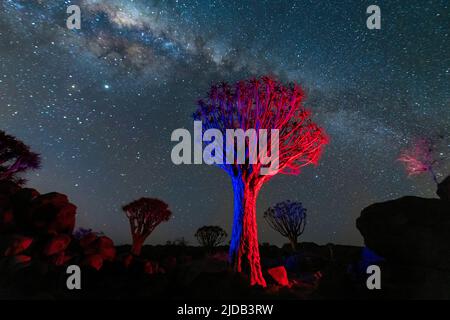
{"left": 398, "top": 138, "right": 438, "bottom": 183}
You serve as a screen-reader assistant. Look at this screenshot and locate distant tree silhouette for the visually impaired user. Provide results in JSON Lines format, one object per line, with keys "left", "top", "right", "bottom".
{"left": 264, "top": 200, "right": 307, "bottom": 251}
{"left": 122, "top": 198, "right": 171, "bottom": 256}
{"left": 193, "top": 77, "right": 328, "bottom": 286}
{"left": 195, "top": 225, "right": 227, "bottom": 248}
{"left": 173, "top": 237, "right": 188, "bottom": 246}
{"left": 0, "top": 130, "right": 41, "bottom": 184}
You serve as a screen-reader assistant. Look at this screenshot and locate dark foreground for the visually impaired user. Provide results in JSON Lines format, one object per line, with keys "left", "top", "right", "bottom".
{"left": 2, "top": 178, "right": 450, "bottom": 300}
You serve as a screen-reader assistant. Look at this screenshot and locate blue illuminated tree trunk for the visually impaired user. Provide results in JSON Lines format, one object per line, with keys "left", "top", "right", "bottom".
{"left": 228, "top": 176, "right": 266, "bottom": 287}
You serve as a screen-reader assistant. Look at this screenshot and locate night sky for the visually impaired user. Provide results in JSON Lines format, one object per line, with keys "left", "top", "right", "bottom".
{"left": 1, "top": 0, "right": 449, "bottom": 247}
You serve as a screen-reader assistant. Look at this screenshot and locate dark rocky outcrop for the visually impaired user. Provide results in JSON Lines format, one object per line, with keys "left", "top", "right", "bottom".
{"left": 437, "top": 175, "right": 450, "bottom": 202}
{"left": 0, "top": 181, "right": 115, "bottom": 273}
{"left": 357, "top": 195, "right": 450, "bottom": 299}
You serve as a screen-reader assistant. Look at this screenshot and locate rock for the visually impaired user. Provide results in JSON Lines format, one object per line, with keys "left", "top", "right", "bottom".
{"left": 0, "top": 210, "right": 14, "bottom": 232}
{"left": 144, "top": 260, "right": 160, "bottom": 274}
{"left": 29, "top": 193, "right": 77, "bottom": 235}
{"left": 96, "top": 236, "right": 116, "bottom": 261}
{"left": 10, "top": 188, "right": 40, "bottom": 224}
{"left": 43, "top": 234, "right": 71, "bottom": 256}
{"left": 0, "top": 180, "right": 21, "bottom": 196}
{"left": 357, "top": 196, "right": 450, "bottom": 269}
{"left": 79, "top": 233, "right": 116, "bottom": 262}
{"left": 4, "top": 235, "right": 33, "bottom": 256}
{"left": 10, "top": 254, "right": 32, "bottom": 265}
{"left": 267, "top": 266, "right": 290, "bottom": 287}
{"left": 357, "top": 196, "right": 450, "bottom": 298}
{"left": 79, "top": 232, "right": 98, "bottom": 248}
{"left": 50, "top": 251, "right": 72, "bottom": 266}
{"left": 83, "top": 254, "right": 103, "bottom": 271}
{"left": 357, "top": 196, "right": 450, "bottom": 265}
{"left": 437, "top": 175, "right": 450, "bottom": 202}
{"left": 123, "top": 254, "right": 133, "bottom": 268}
{"left": 163, "top": 256, "right": 177, "bottom": 271}
{"left": 96, "top": 236, "right": 114, "bottom": 248}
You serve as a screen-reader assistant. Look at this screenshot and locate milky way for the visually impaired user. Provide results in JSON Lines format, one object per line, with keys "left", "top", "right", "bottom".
{"left": 0, "top": 0, "right": 449, "bottom": 246}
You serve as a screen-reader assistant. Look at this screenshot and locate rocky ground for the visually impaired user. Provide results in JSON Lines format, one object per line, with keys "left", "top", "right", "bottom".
{"left": 1, "top": 177, "right": 450, "bottom": 300}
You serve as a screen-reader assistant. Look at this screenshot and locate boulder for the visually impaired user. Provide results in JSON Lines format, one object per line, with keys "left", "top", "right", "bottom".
{"left": 437, "top": 175, "right": 450, "bottom": 202}
{"left": 3, "top": 235, "right": 33, "bottom": 256}
{"left": 267, "top": 266, "right": 290, "bottom": 287}
{"left": 0, "top": 210, "right": 14, "bottom": 232}
{"left": 79, "top": 232, "right": 98, "bottom": 248}
{"left": 357, "top": 196, "right": 450, "bottom": 269}
{"left": 0, "top": 180, "right": 21, "bottom": 197}
{"left": 83, "top": 254, "right": 103, "bottom": 271}
{"left": 50, "top": 251, "right": 72, "bottom": 266}
{"left": 29, "top": 193, "right": 77, "bottom": 235}
{"left": 144, "top": 260, "right": 161, "bottom": 275}
{"left": 79, "top": 233, "right": 116, "bottom": 262}
{"left": 43, "top": 234, "right": 71, "bottom": 256}
{"left": 96, "top": 236, "right": 116, "bottom": 261}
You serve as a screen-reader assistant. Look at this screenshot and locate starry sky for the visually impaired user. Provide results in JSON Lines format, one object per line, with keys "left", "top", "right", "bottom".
{"left": 1, "top": 0, "right": 449, "bottom": 246}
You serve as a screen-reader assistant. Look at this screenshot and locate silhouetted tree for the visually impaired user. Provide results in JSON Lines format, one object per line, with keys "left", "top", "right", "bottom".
{"left": 193, "top": 76, "right": 328, "bottom": 286}
{"left": 264, "top": 200, "right": 307, "bottom": 251}
{"left": 0, "top": 130, "right": 41, "bottom": 184}
{"left": 122, "top": 198, "right": 171, "bottom": 256}
{"left": 195, "top": 225, "right": 227, "bottom": 248}
{"left": 173, "top": 237, "right": 188, "bottom": 246}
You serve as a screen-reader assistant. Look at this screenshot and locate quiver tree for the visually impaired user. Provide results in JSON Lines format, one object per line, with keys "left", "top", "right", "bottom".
{"left": 193, "top": 76, "right": 328, "bottom": 286}
{"left": 398, "top": 138, "right": 440, "bottom": 184}
{"left": 264, "top": 200, "right": 307, "bottom": 251}
{"left": 0, "top": 130, "right": 41, "bottom": 184}
{"left": 122, "top": 198, "right": 171, "bottom": 256}
{"left": 195, "top": 225, "right": 227, "bottom": 249}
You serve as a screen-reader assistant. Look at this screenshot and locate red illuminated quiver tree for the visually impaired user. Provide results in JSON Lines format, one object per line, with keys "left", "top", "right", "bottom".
{"left": 122, "top": 198, "right": 171, "bottom": 256}
{"left": 193, "top": 76, "right": 328, "bottom": 286}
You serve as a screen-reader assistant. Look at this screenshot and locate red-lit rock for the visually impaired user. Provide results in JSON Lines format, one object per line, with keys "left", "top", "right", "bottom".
{"left": 79, "top": 232, "right": 98, "bottom": 248}
{"left": 144, "top": 260, "right": 157, "bottom": 274}
{"left": 4, "top": 235, "right": 33, "bottom": 256}
{"left": 0, "top": 180, "right": 21, "bottom": 196}
{"left": 97, "top": 236, "right": 113, "bottom": 247}
{"left": 267, "top": 266, "right": 290, "bottom": 287}
{"left": 0, "top": 210, "right": 14, "bottom": 231}
{"left": 79, "top": 234, "right": 116, "bottom": 261}
{"left": 163, "top": 256, "right": 177, "bottom": 271}
{"left": 83, "top": 254, "right": 103, "bottom": 271}
{"left": 29, "top": 192, "right": 77, "bottom": 235}
{"left": 123, "top": 254, "right": 133, "bottom": 268}
{"left": 12, "top": 254, "right": 32, "bottom": 265}
{"left": 98, "top": 245, "right": 116, "bottom": 261}
{"left": 43, "top": 234, "right": 71, "bottom": 256}
{"left": 50, "top": 251, "right": 72, "bottom": 266}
